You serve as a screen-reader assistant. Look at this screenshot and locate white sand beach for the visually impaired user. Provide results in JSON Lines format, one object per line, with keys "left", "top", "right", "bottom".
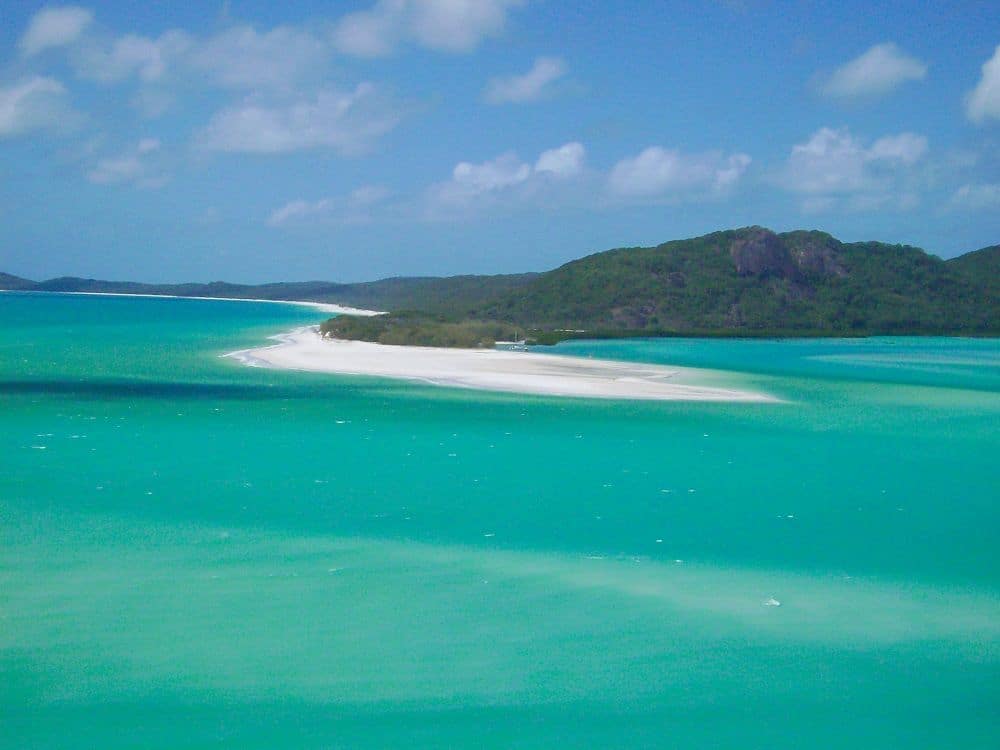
{"left": 0, "top": 289, "right": 384, "bottom": 317}
{"left": 226, "top": 327, "right": 776, "bottom": 402}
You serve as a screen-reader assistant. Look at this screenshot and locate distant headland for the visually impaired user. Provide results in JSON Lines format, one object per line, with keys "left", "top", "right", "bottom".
{"left": 4, "top": 227, "right": 997, "bottom": 346}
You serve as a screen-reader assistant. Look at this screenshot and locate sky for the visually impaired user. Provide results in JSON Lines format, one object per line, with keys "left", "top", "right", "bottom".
{"left": 1, "top": 1, "right": 998, "bottom": 283}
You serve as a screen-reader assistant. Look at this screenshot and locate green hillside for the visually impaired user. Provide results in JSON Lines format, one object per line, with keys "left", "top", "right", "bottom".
{"left": 1, "top": 272, "right": 536, "bottom": 313}
{"left": 328, "top": 274, "right": 538, "bottom": 313}
{"left": 473, "top": 227, "right": 997, "bottom": 336}
{"left": 947, "top": 244, "right": 1000, "bottom": 297}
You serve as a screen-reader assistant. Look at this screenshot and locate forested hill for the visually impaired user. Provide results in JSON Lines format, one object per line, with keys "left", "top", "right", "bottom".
{"left": 3, "top": 227, "right": 997, "bottom": 337}
{"left": 471, "top": 228, "right": 998, "bottom": 336}
{"left": 0, "top": 272, "right": 32, "bottom": 289}
{"left": 0, "top": 273, "right": 537, "bottom": 313}
{"left": 946, "top": 244, "right": 1000, "bottom": 295}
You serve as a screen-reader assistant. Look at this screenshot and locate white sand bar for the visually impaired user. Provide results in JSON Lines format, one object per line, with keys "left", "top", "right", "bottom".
{"left": 227, "top": 327, "right": 776, "bottom": 402}
{"left": 0, "top": 290, "right": 385, "bottom": 316}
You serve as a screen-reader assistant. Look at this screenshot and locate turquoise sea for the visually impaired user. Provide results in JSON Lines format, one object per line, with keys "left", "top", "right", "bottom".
{"left": 1, "top": 292, "right": 998, "bottom": 749}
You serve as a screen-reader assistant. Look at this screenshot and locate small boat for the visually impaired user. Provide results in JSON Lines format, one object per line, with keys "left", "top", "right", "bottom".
{"left": 763, "top": 597, "right": 781, "bottom": 607}
{"left": 495, "top": 329, "right": 527, "bottom": 351}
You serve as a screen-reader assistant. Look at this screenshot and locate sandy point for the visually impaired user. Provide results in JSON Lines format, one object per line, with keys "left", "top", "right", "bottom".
{"left": 226, "top": 327, "right": 778, "bottom": 403}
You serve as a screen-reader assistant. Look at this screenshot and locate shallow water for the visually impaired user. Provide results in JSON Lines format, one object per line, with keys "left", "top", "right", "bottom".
{"left": 2, "top": 292, "right": 998, "bottom": 748}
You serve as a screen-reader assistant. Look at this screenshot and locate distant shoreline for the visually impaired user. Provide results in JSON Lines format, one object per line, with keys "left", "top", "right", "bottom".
{"left": 0, "top": 289, "right": 385, "bottom": 317}
{"left": 225, "top": 326, "right": 778, "bottom": 403}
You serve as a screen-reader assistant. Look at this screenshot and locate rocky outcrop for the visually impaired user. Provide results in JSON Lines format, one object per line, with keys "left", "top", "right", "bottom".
{"left": 729, "top": 227, "right": 847, "bottom": 280}
{"left": 729, "top": 228, "right": 802, "bottom": 280}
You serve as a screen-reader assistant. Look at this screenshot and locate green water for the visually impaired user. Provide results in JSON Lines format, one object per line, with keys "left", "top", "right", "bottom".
{"left": 1, "top": 292, "right": 997, "bottom": 749}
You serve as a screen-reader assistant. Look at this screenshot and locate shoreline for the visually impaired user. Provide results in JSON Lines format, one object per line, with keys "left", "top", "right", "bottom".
{"left": 0, "top": 289, "right": 384, "bottom": 317}
{"left": 226, "top": 326, "right": 777, "bottom": 402}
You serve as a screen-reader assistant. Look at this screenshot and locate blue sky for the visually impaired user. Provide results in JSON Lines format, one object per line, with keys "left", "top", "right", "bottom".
{"left": 1, "top": 1, "right": 998, "bottom": 283}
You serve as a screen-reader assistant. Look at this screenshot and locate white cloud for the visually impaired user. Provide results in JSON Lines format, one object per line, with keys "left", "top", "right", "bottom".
{"left": 267, "top": 185, "right": 391, "bottom": 227}
{"left": 452, "top": 152, "right": 532, "bottom": 192}
{"left": 333, "top": 0, "right": 525, "bottom": 56}
{"left": 0, "top": 76, "right": 70, "bottom": 137}
{"left": 966, "top": 44, "right": 1000, "bottom": 123}
{"left": 427, "top": 140, "right": 751, "bottom": 217}
{"left": 779, "top": 127, "right": 928, "bottom": 211}
{"left": 426, "top": 141, "right": 588, "bottom": 216}
{"left": 188, "top": 25, "right": 331, "bottom": 91}
{"left": 867, "top": 132, "right": 929, "bottom": 164}
{"left": 74, "top": 31, "right": 192, "bottom": 83}
{"left": 199, "top": 84, "right": 399, "bottom": 155}
{"left": 19, "top": 6, "right": 93, "bottom": 56}
{"left": 87, "top": 138, "right": 166, "bottom": 187}
{"left": 73, "top": 24, "right": 329, "bottom": 92}
{"left": 484, "top": 56, "right": 566, "bottom": 104}
{"left": 608, "top": 147, "right": 751, "bottom": 198}
{"left": 534, "top": 141, "right": 585, "bottom": 178}
{"left": 784, "top": 128, "right": 869, "bottom": 193}
{"left": 410, "top": 0, "right": 524, "bottom": 51}
{"left": 822, "top": 43, "right": 927, "bottom": 98}
{"left": 268, "top": 199, "right": 329, "bottom": 226}
{"left": 331, "top": 4, "right": 398, "bottom": 57}
{"left": 950, "top": 183, "right": 1000, "bottom": 210}
{"left": 782, "top": 127, "right": 927, "bottom": 194}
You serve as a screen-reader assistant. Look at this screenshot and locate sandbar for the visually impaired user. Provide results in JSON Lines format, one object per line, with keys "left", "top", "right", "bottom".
{"left": 0, "top": 289, "right": 384, "bottom": 317}
{"left": 226, "top": 327, "right": 776, "bottom": 402}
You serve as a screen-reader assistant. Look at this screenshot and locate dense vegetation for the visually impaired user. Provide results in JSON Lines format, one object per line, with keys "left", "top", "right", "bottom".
{"left": 320, "top": 312, "right": 522, "bottom": 348}
{"left": 0, "top": 272, "right": 536, "bottom": 311}
{"left": 314, "top": 228, "right": 997, "bottom": 346}
{"left": 472, "top": 228, "right": 997, "bottom": 336}
{"left": 4, "top": 227, "right": 996, "bottom": 347}
{"left": 324, "top": 274, "right": 538, "bottom": 313}
{"left": 947, "top": 244, "right": 1000, "bottom": 299}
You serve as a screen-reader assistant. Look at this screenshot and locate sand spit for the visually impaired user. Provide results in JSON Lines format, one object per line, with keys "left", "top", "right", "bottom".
{"left": 226, "top": 327, "right": 777, "bottom": 402}
{"left": 0, "top": 289, "right": 384, "bottom": 317}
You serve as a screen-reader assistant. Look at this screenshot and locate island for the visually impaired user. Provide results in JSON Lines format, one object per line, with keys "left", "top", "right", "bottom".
{"left": 4, "top": 227, "right": 997, "bottom": 350}
{"left": 313, "top": 227, "right": 998, "bottom": 348}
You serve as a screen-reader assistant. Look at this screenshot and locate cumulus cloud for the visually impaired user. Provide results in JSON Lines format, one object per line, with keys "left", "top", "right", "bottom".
{"left": 484, "top": 57, "right": 567, "bottom": 104}
{"left": 608, "top": 147, "right": 751, "bottom": 198}
{"left": 188, "top": 25, "right": 332, "bottom": 91}
{"left": 19, "top": 6, "right": 93, "bottom": 56}
{"left": 779, "top": 127, "right": 928, "bottom": 211}
{"left": 534, "top": 141, "right": 585, "bottom": 178}
{"left": 267, "top": 185, "right": 391, "bottom": 227}
{"left": 782, "top": 127, "right": 927, "bottom": 193}
{"left": 822, "top": 43, "right": 927, "bottom": 98}
{"left": 74, "top": 31, "right": 192, "bottom": 83}
{"left": 425, "top": 141, "right": 589, "bottom": 217}
{"left": 452, "top": 152, "right": 533, "bottom": 192}
{"left": 950, "top": 183, "right": 1000, "bottom": 210}
{"left": 426, "top": 140, "right": 755, "bottom": 217}
{"left": 198, "top": 84, "right": 399, "bottom": 155}
{"left": 0, "top": 76, "right": 71, "bottom": 137}
{"left": 87, "top": 138, "right": 166, "bottom": 186}
{"left": 866, "top": 132, "right": 929, "bottom": 164}
{"left": 70, "top": 22, "right": 333, "bottom": 93}
{"left": 966, "top": 44, "right": 1000, "bottom": 123}
{"left": 333, "top": 0, "right": 525, "bottom": 56}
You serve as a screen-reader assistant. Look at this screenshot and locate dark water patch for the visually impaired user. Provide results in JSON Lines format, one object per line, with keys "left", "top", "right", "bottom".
{"left": 0, "top": 378, "right": 302, "bottom": 401}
